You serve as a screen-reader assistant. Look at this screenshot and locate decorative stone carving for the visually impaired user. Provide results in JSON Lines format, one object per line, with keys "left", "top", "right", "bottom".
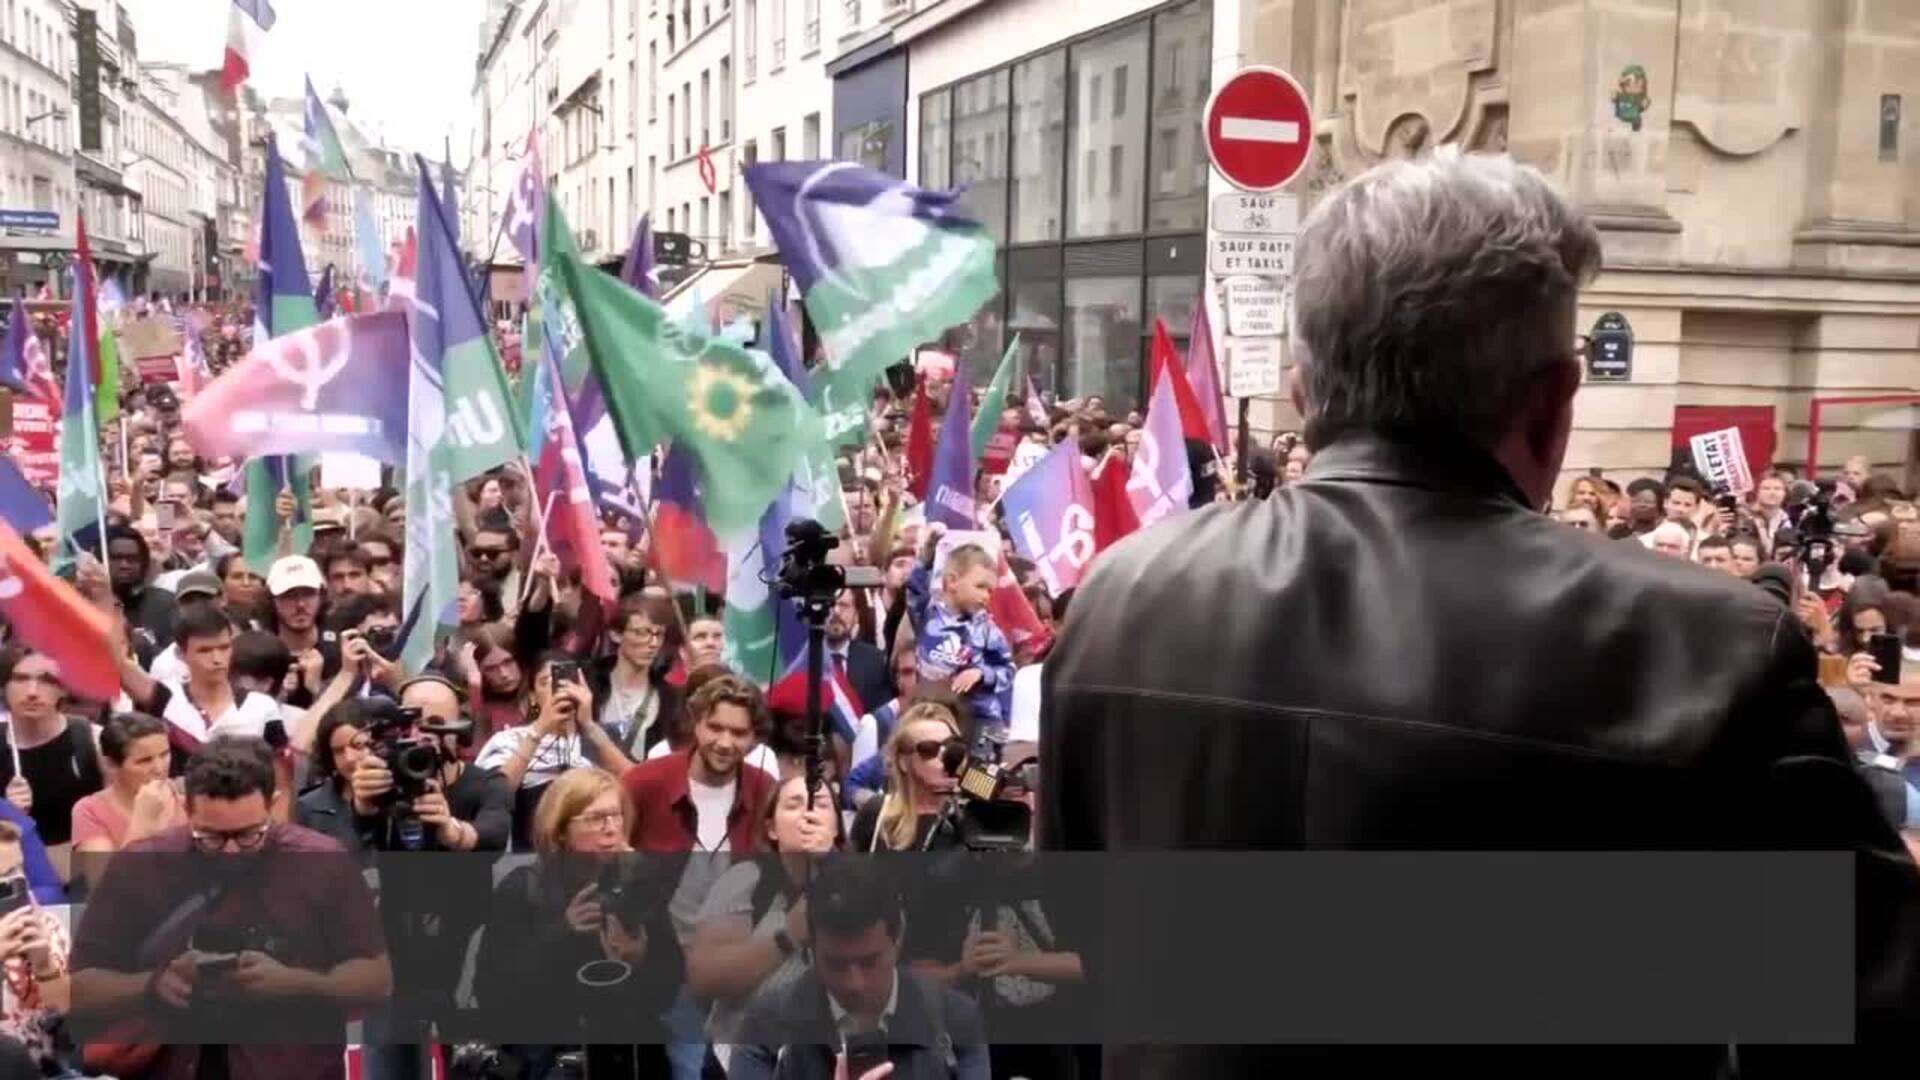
{"left": 1670, "top": 0, "right": 1813, "bottom": 157}
{"left": 1339, "top": 0, "right": 1498, "bottom": 158}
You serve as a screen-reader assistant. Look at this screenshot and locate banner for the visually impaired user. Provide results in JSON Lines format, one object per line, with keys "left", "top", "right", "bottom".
{"left": 182, "top": 312, "right": 411, "bottom": 464}
{"left": 1000, "top": 440, "right": 1098, "bottom": 596}
{"left": 1689, "top": 426, "right": 1754, "bottom": 496}
{"left": 7, "top": 400, "right": 56, "bottom": 490}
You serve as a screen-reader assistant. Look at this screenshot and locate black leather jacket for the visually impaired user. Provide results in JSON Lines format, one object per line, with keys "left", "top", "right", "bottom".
{"left": 1040, "top": 432, "right": 1918, "bottom": 1073}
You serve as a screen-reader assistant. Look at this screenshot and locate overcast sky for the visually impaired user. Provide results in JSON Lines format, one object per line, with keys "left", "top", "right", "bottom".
{"left": 125, "top": 0, "right": 485, "bottom": 163}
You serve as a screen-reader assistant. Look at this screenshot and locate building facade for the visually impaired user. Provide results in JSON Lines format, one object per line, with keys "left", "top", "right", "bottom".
{"left": 0, "top": 0, "right": 77, "bottom": 294}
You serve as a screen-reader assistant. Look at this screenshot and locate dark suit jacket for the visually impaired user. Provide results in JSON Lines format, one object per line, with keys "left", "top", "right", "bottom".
{"left": 1041, "top": 431, "right": 1920, "bottom": 1077}
{"left": 728, "top": 966, "right": 989, "bottom": 1080}
{"left": 835, "top": 639, "right": 895, "bottom": 719}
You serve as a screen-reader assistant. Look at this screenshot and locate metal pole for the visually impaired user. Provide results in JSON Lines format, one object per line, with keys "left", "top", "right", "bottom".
{"left": 804, "top": 613, "right": 826, "bottom": 803}
{"left": 1235, "top": 397, "right": 1251, "bottom": 489}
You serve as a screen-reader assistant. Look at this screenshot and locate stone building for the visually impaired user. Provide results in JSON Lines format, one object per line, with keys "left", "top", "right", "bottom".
{"left": 1237, "top": 0, "right": 1920, "bottom": 490}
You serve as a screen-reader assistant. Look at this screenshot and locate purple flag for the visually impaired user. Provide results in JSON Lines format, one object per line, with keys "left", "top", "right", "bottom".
{"left": 181, "top": 311, "right": 412, "bottom": 464}
{"left": 925, "top": 369, "right": 977, "bottom": 529}
{"left": 504, "top": 138, "right": 543, "bottom": 264}
{"left": 1186, "top": 294, "right": 1230, "bottom": 453}
{"left": 0, "top": 457, "right": 50, "bottom": 533}
{"left": 1000, "top": 440, "right": 1097, "bottom": 596}
{"left": 0, "top": 296, "right": 27, "bottom": 394}
{"left": 1125, "top": 371, "right": 1194, "bottom": 529}
{"left": 619, "top": 215, "right": 656, "bottom": 298}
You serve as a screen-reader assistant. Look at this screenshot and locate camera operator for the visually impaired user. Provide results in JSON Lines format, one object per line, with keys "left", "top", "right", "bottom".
{"left": 345, "top": 685, "right": 508, "bottom": 854}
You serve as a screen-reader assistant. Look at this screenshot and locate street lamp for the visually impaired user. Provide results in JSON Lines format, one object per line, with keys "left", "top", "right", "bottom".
{"left": 23, "top": 107, "right": 67, "bottom": 129}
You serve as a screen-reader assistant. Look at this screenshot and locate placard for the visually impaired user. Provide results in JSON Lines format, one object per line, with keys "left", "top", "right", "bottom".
{"left": 1225, "top": 337, "right": 1283, "bottom": 398}
{"left": 1688, "top": 427, "right": 1754, "bottom": 496}
{"left": 319, "top": 452, "right": 383, "bottom": 491}
{"left": 1223, "top": 276, "right": 1285, "bottom": 338}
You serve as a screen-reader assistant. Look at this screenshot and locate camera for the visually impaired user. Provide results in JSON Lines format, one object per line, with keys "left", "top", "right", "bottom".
{"left": 1713, "top": 488, "right": 1739, "bottom": 515}
{"left": 775, "top": 519, "right": 883, "bottom": 603}
{"left": 940, "top": 737, "right": 1036, "bottom": 853}
{"left": 596, "top": 857, "right": 666, "bottom": 932}
{"left": 447, "top": 1044, "right": 526, "bottom": 1080}
{"left": 367, "top": 704, "right": 442, "bottom": 803}
{"left": 363, "top": 624, "right": 396, "bottom": 653}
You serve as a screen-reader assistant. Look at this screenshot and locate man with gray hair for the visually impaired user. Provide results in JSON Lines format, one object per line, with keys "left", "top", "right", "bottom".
{"left": 1042, "top": 148, "right": 1917, "bottom": 1071}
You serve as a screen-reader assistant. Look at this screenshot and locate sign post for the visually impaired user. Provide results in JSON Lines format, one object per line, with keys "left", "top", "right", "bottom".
{"left": 1204, "top": 66, "right": 1313, "bottom": 486}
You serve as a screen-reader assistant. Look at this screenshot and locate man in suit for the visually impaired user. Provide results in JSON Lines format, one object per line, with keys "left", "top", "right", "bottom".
{"left": 1041, "top": 147, "right": 1919, "bottom": 1075}
{"left": 729, "top": 859, "right": 988, "bottom": 1080}
{"left": 829, "top": 589, "right": 894, "bottom": 716}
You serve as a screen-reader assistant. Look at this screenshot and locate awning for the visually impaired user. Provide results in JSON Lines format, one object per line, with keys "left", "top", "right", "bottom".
{"left": 661, "top": 260, "right": 785, "bottom": 327}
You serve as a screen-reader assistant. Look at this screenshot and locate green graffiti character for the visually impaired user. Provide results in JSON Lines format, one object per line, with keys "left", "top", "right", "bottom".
{"left": 1612, "top": 64, "right": 1650, "bottom": 132}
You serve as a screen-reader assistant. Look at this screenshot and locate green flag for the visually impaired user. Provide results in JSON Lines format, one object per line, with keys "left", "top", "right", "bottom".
{"left": 243, "top": 458, "right": 314, "bottom": 575}
{"left": 555, "top": 252, "right": 824, "bottom": 535}
{"left": 54, "top": 358, "right": 103, "bottom": 569}
{"left": 969, "top": 334, "right": 1019, "bottom": 462}
{"left": 93, "top": 325, "right": 120, "bottom": 427}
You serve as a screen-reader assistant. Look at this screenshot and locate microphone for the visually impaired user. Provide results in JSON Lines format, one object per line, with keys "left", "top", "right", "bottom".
{"left": 939, "top": 741, "right": 968, "bottom": 778}
{"left": 1785, "top": 480, "right": 1819, "bottom": 505}
{"left": 1749, "top": 562, "right": 1797, "bottom": 609}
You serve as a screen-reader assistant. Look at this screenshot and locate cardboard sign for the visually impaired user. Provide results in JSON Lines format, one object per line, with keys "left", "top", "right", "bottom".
{"left": 119, "top": 320, "right": 182, "bottom": 387}
{"left": 7, "top": 400, "right": 56, "bottom": 490}
{"left": 1689, "top": 426, "right": 1754, "bottom": 496}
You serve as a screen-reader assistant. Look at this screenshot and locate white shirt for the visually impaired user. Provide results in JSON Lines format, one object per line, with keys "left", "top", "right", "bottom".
{"left": 147, "top": 644, "right": 187, "bottom": 687}
{"left": 1008, "top": 663, "right": 1043, "bottom": 744}
{"left": 162, "top": 681, "right": 284, "bottom": 743}
{"left": 474, "top": 725, "right": 597, "bottom": 788}
{"left": 688, "top": 776, "right": 736, "bottom": 854}
{"left": 644, "top": 738, "right": 780, "bottom": 779}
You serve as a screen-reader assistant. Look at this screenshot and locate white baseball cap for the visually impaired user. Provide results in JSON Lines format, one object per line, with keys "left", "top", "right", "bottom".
{"left": 266, "top": 555, "right": 325, "bottom": 596}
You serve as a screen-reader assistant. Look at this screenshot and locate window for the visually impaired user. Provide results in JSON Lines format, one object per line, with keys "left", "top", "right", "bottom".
{"left": 700, "top": 70, "right": 710, "bottom": 147}
{"left": 953, "top": 69, "right": 1008, "bottom": 242}
{"left": 919, "top": 91, "right": 950, "bottom": 189}
{"left": 667, "top": 92, "right": 675, "bottom": 153}
{"left": 683, "top": 0, "right": 692, "bottom": 35}
{"left": 742, "top": 140, "right": 758, "bottom": 236}
{"left": 771, "top": 0, "right": 787, "bottom": 65}
{"left": 1067, "top": 20, "right": 1147, "bottom": 237}
{"left": 718, "top": 190, "right": 731, "bottom": 250}
{"left": 1113, "top": 65, "right": 1128, "bottom": 119}
{"left": 771, "top": 126, "right": 786, "bottom": 161}
{"left": 1109, "top": 145, "right": 1124, "bottom": 196}
{"left": 1148, "top": 2, "right": 1209, "bottom": 232}
{"left": 743, "top": 0, "right": 756, "bottom": 79}
{"left": 667, "top": 11, "right": 675, "bottom": 50}
{"left": 628, "top": 59, "right": 638, "bottom": 133}
{"left": 803, "top": 112, "right": 819, "bottom": 159}
{"left": 608, "top": 76, "right": 617, "bottom": 135}
{"left": 804, "top": 0, "right": 820, "bottom": 52}
{"left": 720, "top": 58, "right": 731, "bottom": 141}
{"left": 667, "top": 206, "right": 675, "bottom": 231}
{"left": 1010, "top": 50, "right": 1064, "bottom": 242}
{"left": 649, "top": 43, "right": 657, "bottom": 119}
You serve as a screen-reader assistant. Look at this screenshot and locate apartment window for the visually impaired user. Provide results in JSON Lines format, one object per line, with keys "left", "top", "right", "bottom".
{"left": 718, "top": 190, "right": 731, "bottom": 250}
{"left": 666, "top": 12, "right": 675, "bottom": 49}
{"left": 743, "top": 0, "right": 757, "bottom": 80}
{"left": 771, "top": 126, "right": 786, "bottom": 162}
{"left": 700, "top": 197, "right": 709, "bottom": 244}
{"left": 666, "top": 207, "right": 675, "bottom": 231}
{"left": 799, "top": 111, "right": 820, "bottom": 159}
{"left": 667, "top": 92, "right": 675, "bottom": 153}
{"left": 681, "top": 84, "right": 691, "bottom": 155}
{"left": 1113, "top": 65, "right": 1128, "bottom": 118}
{"left": 720, "top": 58, "right": 732, "bottom": 140}
{"left": 649, "top": 43, "right": 657, "bottom": 118}
{"left": 700, "top": 70, "right": 710, "bottom": 147}
{"left": 627, "top": 165, "right": 635, "bottom": 221}
{"left": 682, "top": 0, "right": 692, "bottom": 34}
{"left": 628, "top": 59, "right": 638, "bottom": 131}
{"left": 771, "top": 0, "right": 787, "bottom": 65}
{"left": 608, "top": 76, "right": 618, "bottom": 135}
{"left": 742, "top": 140, "right": 757, "bottom": 236}
{"left": 804, "top": 0, "right": 820, "bottom": 52}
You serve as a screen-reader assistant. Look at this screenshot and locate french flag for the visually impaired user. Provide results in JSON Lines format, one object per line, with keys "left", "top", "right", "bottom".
{"left": 767, "top": 657, "right": 866, "bottom": 745}
{"left": 220, "top": 0, "right": 273, "bottom": 96}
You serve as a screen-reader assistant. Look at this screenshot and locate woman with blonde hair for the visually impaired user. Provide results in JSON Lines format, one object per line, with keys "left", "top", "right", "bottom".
{"left": 849, "top": 695, "right": 969, "bottom": 853}
{"left": 477, "top": 768, "right": 678, "bottom": 1077}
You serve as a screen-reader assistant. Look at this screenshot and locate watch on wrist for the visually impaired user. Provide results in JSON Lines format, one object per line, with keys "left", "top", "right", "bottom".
{"left": 772, "top": 928, "right": 796, "bottom": 956}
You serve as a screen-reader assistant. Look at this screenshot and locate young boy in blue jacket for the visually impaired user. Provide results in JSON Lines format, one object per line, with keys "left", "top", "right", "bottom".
{"left": 906, "top": 525, "right": 1015, "bottom": 745}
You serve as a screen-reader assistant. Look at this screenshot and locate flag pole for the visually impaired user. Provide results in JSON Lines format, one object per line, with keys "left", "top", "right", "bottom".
{"left": 516, "top": 489, "right": 560, "bottom": 609}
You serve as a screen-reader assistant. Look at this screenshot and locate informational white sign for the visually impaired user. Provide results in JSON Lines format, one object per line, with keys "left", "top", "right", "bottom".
{"left": 1688, "top": 426, "right": 1754, "bottom": 496}
{"left": 1209, "top": 233, "right": 1294, "bottom": 276}
{"left": 319, "top": 452, "right": 383, "bottom": 491}
{"left": 1225, "top": 336, "right": 1284, "bottom": 398}
{"left": 1210, "top": 192, "right": 1299, "bottom": 235}
{"left": 1223, "top": 276, "right": 1286, "bottom": 338}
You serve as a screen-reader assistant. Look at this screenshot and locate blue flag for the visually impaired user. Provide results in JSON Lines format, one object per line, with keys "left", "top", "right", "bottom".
{"left": 0, "top": 457, "right": 51, "bottom": 536}
{"left": 743, "top": 161, "right": 999, "bottom": 449}
{"left": 233, "top": 0, "right": 276, "bottom": 31}
{"left": 0, "top": 295, "right": 27, "bottom": 394}
{"left": 926, "top": 361, "right": 977, "bottom": 529}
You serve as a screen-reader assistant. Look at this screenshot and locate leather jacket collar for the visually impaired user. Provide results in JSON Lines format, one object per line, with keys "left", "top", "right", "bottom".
{"left": 1301, "top": 430, "right": 1536, "bottom": 510}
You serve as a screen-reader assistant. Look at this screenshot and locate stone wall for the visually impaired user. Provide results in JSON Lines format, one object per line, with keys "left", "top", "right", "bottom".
{"left": 1233, "top": 0, "right": 1920, "bottom": 492}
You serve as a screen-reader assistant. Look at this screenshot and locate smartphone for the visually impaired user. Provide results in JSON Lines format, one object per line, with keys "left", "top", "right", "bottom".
{"left": 844, "top": 1030, "right": 888, "bottom": 1079}
{"left": 1867, "top": 632, "right": 1903, "bottom": 685}
{"left": 0, "top": 874, "right": 29, "bottom": 917}
{"left": 195, "top": 953, "right": 239, "bottom": 977}
{"left": 550, "top": 660, "right": 581, "bottom": 687}
{"left": 156, "top": 501, "right": 177, "bottom": 530}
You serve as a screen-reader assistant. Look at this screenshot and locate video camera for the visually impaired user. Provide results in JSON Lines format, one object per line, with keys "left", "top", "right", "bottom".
{"left": 363, "top": 701, "right": 472, "bottom": 850}
{"left": 774, "top": 519, "right": 883, "bottom": 605}
{"left": 940, "top": 736, "right": 1037, "bottom": 853}
{"left": 1784, "top": 480, "right": 1869, "bottom": 586}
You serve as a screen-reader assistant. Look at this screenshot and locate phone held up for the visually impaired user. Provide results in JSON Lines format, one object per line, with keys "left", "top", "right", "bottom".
{"left": 1867, "top": 632, "right": 1903, "bottom": 686}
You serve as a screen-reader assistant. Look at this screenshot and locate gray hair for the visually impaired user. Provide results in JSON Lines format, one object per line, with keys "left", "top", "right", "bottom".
{"left": 1292, "top": 147, "right": 1602, "bottom": 446}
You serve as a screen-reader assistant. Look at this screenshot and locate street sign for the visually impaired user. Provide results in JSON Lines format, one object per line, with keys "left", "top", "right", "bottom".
{"left": 1223, "top": 276, "right": 1285, "bottom": 338}
{"left": 0, "top": 210, "right": 58, "bottom": 231}
{"left": 1204, "top": 66, "right": 1315, "bottom": 193}
{"left": 1225, "top": 336, "right": 1283, "bottom": 398}
{"left": 1209, "top": 233, "right": 1293, "bottom": 276}
{"left": 1210, "top": 193, "right": 1297, "bottom": 235}
{"left": 1587, "top": 311, "right": 1633, "bottom": 382}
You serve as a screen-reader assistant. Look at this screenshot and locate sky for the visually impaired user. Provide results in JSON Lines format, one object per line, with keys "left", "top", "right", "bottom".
{"left": 124, "top": 0, "right": 486, "bottom": 165}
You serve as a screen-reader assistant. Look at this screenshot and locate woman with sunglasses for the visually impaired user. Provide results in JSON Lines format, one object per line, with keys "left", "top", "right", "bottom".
{"left": 850, "top": 698, "right": 970, "bottom": 854}
{"left": 476, "top": 768, "right": 678, "bottom": 1079}
{"left": 687, "top": 772, "right": 842, "bottom": 1072}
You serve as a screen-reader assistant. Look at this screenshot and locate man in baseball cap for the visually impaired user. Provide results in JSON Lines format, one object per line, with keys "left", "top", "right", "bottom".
{"left": 147, "top": 570, "right": 226, "bottom": 686}
{"left": 267, "top": 556, "right": 337, "bottom": 705}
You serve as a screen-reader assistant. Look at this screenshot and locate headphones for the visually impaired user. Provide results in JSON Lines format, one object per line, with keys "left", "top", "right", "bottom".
{"left": 395, "top": 673, "right": 477, "bottom": 747}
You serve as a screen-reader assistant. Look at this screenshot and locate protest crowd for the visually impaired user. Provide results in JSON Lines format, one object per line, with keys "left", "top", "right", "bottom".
{"left": 0, "top": 66, "right": 1910, "bottom": 1080}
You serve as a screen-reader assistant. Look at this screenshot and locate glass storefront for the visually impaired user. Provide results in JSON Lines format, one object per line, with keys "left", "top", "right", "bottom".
{"left": 916, "top": 0, "right": 1210, "bottom": 413}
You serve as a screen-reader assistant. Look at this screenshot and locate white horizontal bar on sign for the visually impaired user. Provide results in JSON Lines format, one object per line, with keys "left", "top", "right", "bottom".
{"left": 1220, "top": 117, "right": 1301, "bottom": 144}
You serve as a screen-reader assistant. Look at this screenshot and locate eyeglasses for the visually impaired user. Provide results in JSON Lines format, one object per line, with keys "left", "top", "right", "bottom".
{"left": 910, "top": 738, "right": 959, "bottom": 761}
{"left": 624, "top": 626, "right": 665, "bottom": 642}
{"left": 570, "top": 809, "right": 624, "bottom": 831}
{"left": 190, "top": 823, "right": 271, "bottom": 853}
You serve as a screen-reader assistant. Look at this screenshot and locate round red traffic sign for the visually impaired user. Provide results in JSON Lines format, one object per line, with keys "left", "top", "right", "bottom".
{"left": 1204, "top": 66, "right": 1314, "bottom": 193}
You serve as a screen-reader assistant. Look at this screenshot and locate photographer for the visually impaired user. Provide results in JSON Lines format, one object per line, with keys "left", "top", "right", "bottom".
{"left": 345, "top": 685, "right": 509, "bottom": 853}
{"left": 474, "top": 768, "right": 679, "bottom": 1077}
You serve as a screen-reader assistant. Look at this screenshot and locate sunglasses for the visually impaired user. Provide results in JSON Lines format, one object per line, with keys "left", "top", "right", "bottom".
{"left": 909, "top": 738, "right": 961, "bottom": 761}
{"left": 469, "top": 547, "right": 512, "bottom": 559}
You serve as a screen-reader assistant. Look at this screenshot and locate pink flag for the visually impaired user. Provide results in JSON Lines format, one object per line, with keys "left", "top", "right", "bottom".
{"left": 1186, "top": 294, "right": 1231, "bottom": 453}
{"left": 1126, "top": 371, "right": 1195, "bottom": 529}
{"left": 535, "top": 359, "right": 618, "bottom": 604}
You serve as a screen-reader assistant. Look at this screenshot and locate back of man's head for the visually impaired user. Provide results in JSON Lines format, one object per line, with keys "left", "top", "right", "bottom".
{"left": 185, "top": 737, "right": 277, "bottom": 806}
{"left": 1292, "top": 147, "right": 1601, "bottom": 448}
{"left": 807, "top": 858, "right": 902, "bottom": 944}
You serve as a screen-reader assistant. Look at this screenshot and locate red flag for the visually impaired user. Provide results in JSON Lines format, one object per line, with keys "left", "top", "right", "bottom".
{"left": 988, "top": 551, "right": 1052, "bottom": 656}
{"left": 906, "top": 375, "right": 935, "bottom": 500}
{"left": 534, "top": 360, "right": 618, "bottom": 604}
{"left": 1150, "top": 318, "right": 1211, "bottom": 444}
{"left": 74, "top": 212, "right": 99, "bottom": 390}
{"left": 1089, "top": 450, "right": 1140, "bottom": 553}
{"left": 1186, "top": 295, "right": 1231, "bottom": 454}
{"left": 0, "top": 520, "right": 118, "bottom": 701}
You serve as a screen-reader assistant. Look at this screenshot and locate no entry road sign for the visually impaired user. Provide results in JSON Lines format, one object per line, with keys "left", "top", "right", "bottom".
{"left": 1204, "top": 66, "right": 1314, "bottom": 192}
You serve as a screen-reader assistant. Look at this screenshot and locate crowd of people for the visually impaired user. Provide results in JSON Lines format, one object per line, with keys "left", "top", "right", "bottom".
{"left": 0, "top": 248, "right": 1915, "bottom": 1080}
